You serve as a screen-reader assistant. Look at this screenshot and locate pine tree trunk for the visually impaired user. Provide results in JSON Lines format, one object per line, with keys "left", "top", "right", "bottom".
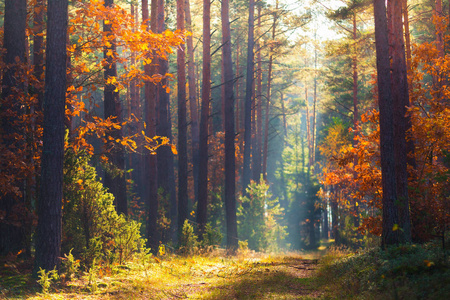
{"left": 156, "top": 0, "right": 177, "bottom": 242}
{"left": 185, "top": 0, "right": 199, "bottom": 203}
{"left": 374, "top": 0, "right": 400, "bottom": 246}
{"left": 177, "top": 0, "right": 188, "bottom": 238}
{"left": 103, "top": 0, "right": 127, "bottom": 216}
{"left": 197, "top": 0, "right": 211, "bottom": 236}
{"left": 263, "top": 3, "right": 277, "bottom": 180}
{"left": 34, "top": 0, "right": 68, "bottom": 272}
{"left": 0, "top": 0, "right": 27, "bottom": 256}
{"left": 33, "top": 0, "right": 45, "bottom": 110}
{"left": 388, "top": 0, "right": 412, "bottom": 243}
{"left": 235, "top": 41, "right": 240, "bottom": 139}
{"left": 352, "top": 13, "right": 360, "bottom": 230}
{"left": 143, "top": 0, "right": 160, "bottom": 251}
{"left": 222, "top": 0, "right": 238, "bottom": 251}
{"left": 253, "top": 5, "right": 262, "bottom": 182}
{"left": 242, "top": 0, "right": 255, "bottom": 195}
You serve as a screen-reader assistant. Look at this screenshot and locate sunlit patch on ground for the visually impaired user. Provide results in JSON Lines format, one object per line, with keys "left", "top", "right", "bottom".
{"left": 1, "top": 251, "right": 324, "bottom": 299}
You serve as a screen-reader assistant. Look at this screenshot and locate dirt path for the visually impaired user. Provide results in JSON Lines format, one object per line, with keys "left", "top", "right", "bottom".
{"left": 162, "top": 256, "right": 323, "bottom": 299}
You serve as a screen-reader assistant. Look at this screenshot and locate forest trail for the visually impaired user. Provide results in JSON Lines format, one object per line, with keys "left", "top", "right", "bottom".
{"left": 158, "top": 255, "right": 322, "bottom": 299}
{"left": 3, "top": 252, "right": 325, "bottom": 300}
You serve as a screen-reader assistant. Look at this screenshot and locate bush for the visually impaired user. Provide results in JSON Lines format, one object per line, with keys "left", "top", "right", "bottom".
{"left": 179, "top": 220, "right": 198, "bottom": 255}
{"left": 238, "top": 178, "right": 287, "bottom": 252}
{"left": 200, "top": 223, "right": 223, "bottom": 249}
{"left": 62, "top": 150, "right": 144, "bottom": 268}
{"left": 318, "top": 243, "right": 450, "bottom": 299}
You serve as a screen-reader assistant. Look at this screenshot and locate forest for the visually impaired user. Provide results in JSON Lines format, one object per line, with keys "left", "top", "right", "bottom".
{"left": 0, "top": 0, "right": 449, "bottom": 298}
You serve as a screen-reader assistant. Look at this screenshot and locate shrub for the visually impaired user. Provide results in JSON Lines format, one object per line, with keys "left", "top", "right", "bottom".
{"left": 200, "top": 223, "right": 223, "bottom": 249}
{"left": 238, "top": 177, "right": 287, "bottom": 252}
{"left": 179, "top": 220, "right": 198, "bottom": 255}
{"left": 62, "top": 150, "right": 143, "bottom": 268}
{"left": 37, "top": 267, "right": 59, "bottom": 294}
{"left": 61, "top": 249, "right": 80, "bottom": 281}
{"left": 318, "top": 243, "right": 450, "bottom": 299}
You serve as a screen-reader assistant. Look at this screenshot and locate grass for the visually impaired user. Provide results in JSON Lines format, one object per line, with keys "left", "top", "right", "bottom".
{"left": 0, "top": 250, "right": 324, "bottom": 299}
{"left": 316, "top": 242, "right": 450, "bottom": 299}
{"left": 5, "top": 240, "right": 446, "bottom": 299}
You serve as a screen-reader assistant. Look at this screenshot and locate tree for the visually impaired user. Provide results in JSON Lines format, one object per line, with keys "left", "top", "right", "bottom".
{"left": 242, "top": 0, "right": 255, "bottom": 195}
{"left": 103, "top": 0, "right": 127, "bottom": 216}
{"left": 177, "top": 0, "right": 189, "bottom": 238}
{"left": 34, "top": 0, "right": 68, "bottom": 272}
{"left": 185, "top": 0, "right": 199, "bottom": 202}
{"left": 222, "top": 0, "right": 238, "bottom": 251}
{"left": 143, "top": 0, "right": 160, "bottom": 251}
{"left": 156, "top": 0, "right": 177, "bottom": 241}
{"left": 373, "top": 0, "right": 400, "bottom": 246}
{"left": 253, "top": 4, "right": 262, "bottom": 182}
{"left": 388, "top": 0, "right": 412, "bottom": 243}
{"left": 197, "top": 0, "right": 211, "bottom": 236}
{"left": 0, "top": 0, "right": 27, "bottom": 256}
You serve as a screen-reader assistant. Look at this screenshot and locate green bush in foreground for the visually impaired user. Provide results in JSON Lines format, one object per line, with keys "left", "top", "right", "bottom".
{"left": 62, "top": 150, "right": 145, "bottom": 268}
{"left": 318, "top": 243, "right": 450, "bottom": 299}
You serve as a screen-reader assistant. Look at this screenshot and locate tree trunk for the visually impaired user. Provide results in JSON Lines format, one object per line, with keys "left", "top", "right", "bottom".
{"left": 253, "top": 5, "right": 262, "bottom": 182}
{"left": 222, "top": 0, "right": 238, "bottom": 251}
{"left": 156, "top": 0, "right": 177, "bottom": 241}
{"left": 403, "top": 0, "right": 412, "bottom": 72}
{"left": 0, "top": 0, "right": 27, "bottom": 256}
{"left": 373, "top": 0, "right": 400, "bottom": 246}
{"left": 388, "top": 0, "right": 412, "bottom": 243}
{"left": 143, "top": 0, "right": 160, "bottom": 251}
{"left": 34, "top": 0, "right": 68, "bottom": 272}
{"left": 197, "top": 0, "right": 211, "bottom": 236}
{"left": 242, "top": 0, "right": 255, "bottom": 195}
{"left": 103, "top": 0, "right": 127, "bottom": 216}
{"left": 185, "top": 0, "right": 199, "bottom": 203}
{"left": 177, "top": 0, "right": 188, "bottom": 238}
{"left": 352, "top": 13, "right": 360, "bottom": 230}
{"left": 235, "top": 41, "right": 240, "bottom": 140}
{"left": 34, "top": 0, "right": 45, "bottom": 110}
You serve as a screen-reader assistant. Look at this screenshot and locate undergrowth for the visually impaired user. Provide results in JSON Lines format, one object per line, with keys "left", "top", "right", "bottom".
{"left": 317, "top": 242, "right": 450, "bottom": 299}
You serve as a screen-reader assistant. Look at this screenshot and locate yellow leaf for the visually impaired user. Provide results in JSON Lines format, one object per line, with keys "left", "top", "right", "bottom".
{"left": 171, "top": 144, "right": 178, "bottom": 155}
{"left": 392, "top": 224, "right": 399, "bottom": 231}
{"left": 424, "top": 260, "right": 435, "bottom": 267}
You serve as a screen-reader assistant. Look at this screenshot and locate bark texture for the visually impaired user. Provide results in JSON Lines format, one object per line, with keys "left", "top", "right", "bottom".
{"left": 34, "top": 0, "right": 68, "bottom": 272}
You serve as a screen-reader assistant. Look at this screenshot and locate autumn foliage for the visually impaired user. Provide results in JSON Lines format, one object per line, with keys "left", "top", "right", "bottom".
{"left": 319, "top": 15, "right": 450, "bottom": 243}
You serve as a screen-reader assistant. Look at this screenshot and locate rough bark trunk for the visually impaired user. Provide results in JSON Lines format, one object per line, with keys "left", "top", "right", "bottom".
{"left": 374, "top": 0, "right": 400, "bottom": 246}
{"left": 185, "top": 0, "right": 199, "bottom": 203}
{"left": 253, "top": 5, "right": 262, "bottom": 182}
{"left": 103, "top": 0, "right": 127, "bottom": 216}
{"left": 0, "top": 0, "right": 27, "bottom": 256}
{"left": 143, "top": 0, "right": 160, "bottom": 250}
{"left": 388, "top": 0, "right": 412, "bottom": 243}
{"left": 34, "top": 0, "right": 68, "bottom": 272}
{"left": 242, "top": 0, "right": 255, "bottom": 195}
{"left": 156, "top": 0, "right": 177, "bottom": 241}
{"left": 352, "top": 13, "right": 360, "bottom": 230}
{"left": 197, "top": 0, "right": 211, "bottom": 236}
{"left": 177, "top": 0, "right": 188, "bottom": 238}
{"left": 34, "top": 0, "right": 45, "bottom": 110}
{"left": 222, "top": 0, "right": 238, "bottom": 251}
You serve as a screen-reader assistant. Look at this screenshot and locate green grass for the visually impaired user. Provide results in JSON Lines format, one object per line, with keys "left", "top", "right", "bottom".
{"left": 316, "top": 242, "right": 450, "bottom": 299}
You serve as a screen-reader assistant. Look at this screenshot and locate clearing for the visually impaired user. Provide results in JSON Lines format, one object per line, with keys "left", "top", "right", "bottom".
{"left": 1, "top": 251, "right": 324, "bottom": 299}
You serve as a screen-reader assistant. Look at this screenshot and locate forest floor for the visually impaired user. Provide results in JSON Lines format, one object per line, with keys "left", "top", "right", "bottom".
{"left": 1, "top": 250, "right": 327, "bottom": 300}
